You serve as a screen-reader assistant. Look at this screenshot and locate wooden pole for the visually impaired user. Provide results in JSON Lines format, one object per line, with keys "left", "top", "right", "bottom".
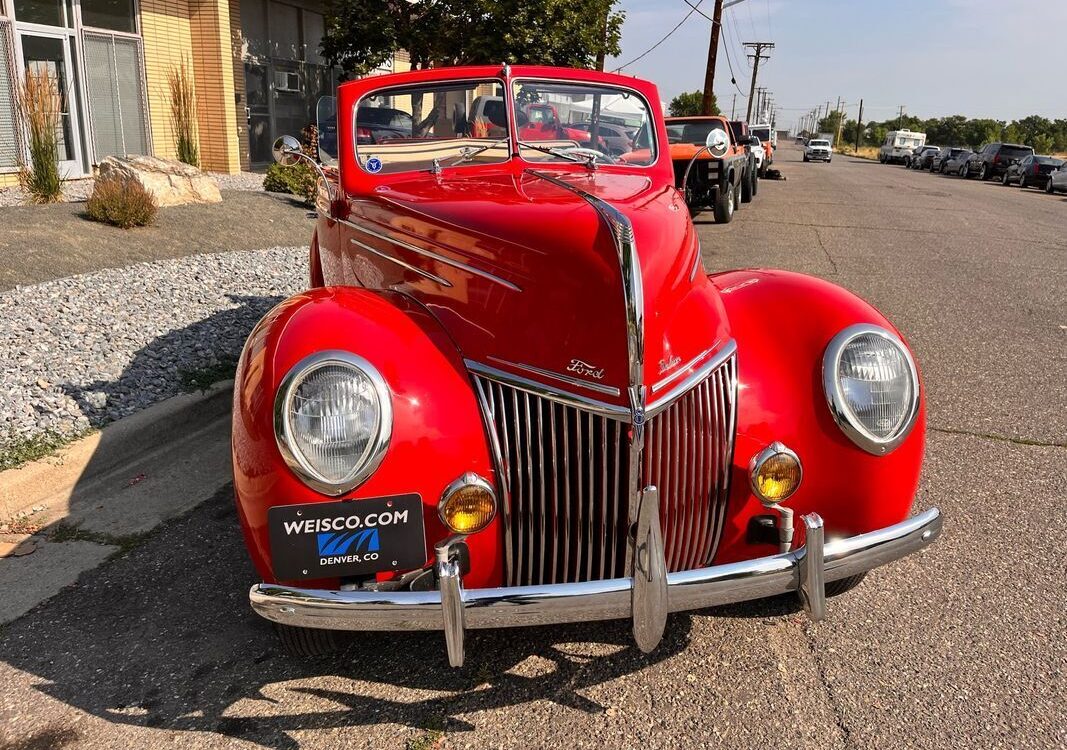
{"left": 701, "top": 0, "right": 725, "bottom": 115}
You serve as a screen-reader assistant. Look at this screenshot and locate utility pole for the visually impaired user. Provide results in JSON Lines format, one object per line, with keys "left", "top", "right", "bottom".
{"left": 730, "top": 93, "right": 736, "bottom": 119}
{"left": 743, "top": 42, "right": 774, "bottom": 122}
{"left": 897, "top": 105, "right": 905, "bottom": 129}
{"left": 855, "top": 98, "right": 864, "bottom": 152}
{"left": 595, "top": 1, "right": 609, "bottom": 71}
{"left": 834, "top": 97, "right": 845, "bottom": 148}
{"left": 701, "top": 0, "right": 726, "bottom": 115}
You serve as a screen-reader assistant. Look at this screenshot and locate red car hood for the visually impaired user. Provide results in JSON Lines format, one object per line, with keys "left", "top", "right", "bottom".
{"left": 350, "top": 168, "right": 732, "bottom": 407}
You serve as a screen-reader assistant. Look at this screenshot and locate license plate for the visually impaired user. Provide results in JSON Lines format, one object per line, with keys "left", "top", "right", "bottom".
{"left": 268, "top": 494, "right": 426, "bottom": 581}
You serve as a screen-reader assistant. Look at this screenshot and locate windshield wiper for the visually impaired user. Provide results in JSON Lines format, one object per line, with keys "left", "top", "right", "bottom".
{"left": 449, "top": 137, "right": 511, "bottom": 166}
{"left": 516, "top": 141, "right": 597, "bottom": 170}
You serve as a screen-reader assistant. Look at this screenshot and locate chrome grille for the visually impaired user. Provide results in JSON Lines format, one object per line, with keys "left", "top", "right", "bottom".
{"left": 474, "top": 353, "right": 736, "bottom": 587}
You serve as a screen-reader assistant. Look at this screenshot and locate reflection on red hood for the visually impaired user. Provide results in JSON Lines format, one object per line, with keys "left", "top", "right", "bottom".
{"left": 350, "top": 168, "right": 732, "bottom": 405}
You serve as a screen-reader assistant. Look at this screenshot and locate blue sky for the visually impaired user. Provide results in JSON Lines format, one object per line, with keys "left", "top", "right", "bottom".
{"left": 605, "top": 0, "right": 1067, "bottom": 127}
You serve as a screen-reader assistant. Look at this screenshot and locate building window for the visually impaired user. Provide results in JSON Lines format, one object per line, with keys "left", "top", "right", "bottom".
{"left": 13, "top": 0, "right": 73, "bottom": 27}
{"left": 80, "top": 0, "right": 135, "bottom": 33}
{"left": 82, "top": 31, "right": 147, "bottom": 157}
{"left": 0, "top": 19, "right": 19, "bottom": 169}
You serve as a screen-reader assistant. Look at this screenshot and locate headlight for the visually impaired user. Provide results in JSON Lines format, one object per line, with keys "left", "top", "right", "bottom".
{"left": 822, "top": 324, "right": 919, "bottom": 455}
{"left": 274, "top": 351, "right": 392, "bottom": 495}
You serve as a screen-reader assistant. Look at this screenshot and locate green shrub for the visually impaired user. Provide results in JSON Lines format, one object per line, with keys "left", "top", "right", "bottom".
{"left": 263, "top": 161, "right": 317, "bottom": 205}
{"left": 17, "top": 68, "right": 63, "bottom": 204}
{"left": 85, "top": 179, "right": 157, "bottom": 228}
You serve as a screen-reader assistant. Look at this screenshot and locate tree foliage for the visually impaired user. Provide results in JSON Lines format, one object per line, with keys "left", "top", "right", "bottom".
{"left": 839, "top": 113, "right": 1067, "bottom": 153}
{"left": 668, "top": 90, "right": 718, "bottom": 117}
{"left": 322, "top": 0, "right": 624, "bottom": 74}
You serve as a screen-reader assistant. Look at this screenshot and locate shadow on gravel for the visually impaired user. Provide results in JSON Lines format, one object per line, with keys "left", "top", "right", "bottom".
{"left": 58, "top": 293, "right": 282, "bottom": 431}
{"left": 0, "top": 486, "right": 692, "bottom": 750}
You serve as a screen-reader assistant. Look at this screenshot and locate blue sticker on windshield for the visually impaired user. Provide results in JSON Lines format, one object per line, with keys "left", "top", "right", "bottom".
{"left": 366, "top": 156, "right": 382, "bottom": 173}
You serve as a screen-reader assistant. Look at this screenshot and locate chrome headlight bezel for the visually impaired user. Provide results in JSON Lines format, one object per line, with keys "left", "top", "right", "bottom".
{"left": 822, "top": 324, "right": 920, "bottom": 455}
{"left": 273, "top": 350, "right": 392, "bottom": 496}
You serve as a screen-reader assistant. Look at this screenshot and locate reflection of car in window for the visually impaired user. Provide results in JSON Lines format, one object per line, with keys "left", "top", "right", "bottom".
{"left": 355, "top": 106, "right": 414, "bottom": 144}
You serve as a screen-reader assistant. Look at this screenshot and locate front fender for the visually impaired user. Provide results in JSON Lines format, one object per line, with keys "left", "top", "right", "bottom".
{"left": 710, "top": 270, "right": 926, "bottom": 563}
{"left": 232, "top": 287, "right": 501, "bottom": 588}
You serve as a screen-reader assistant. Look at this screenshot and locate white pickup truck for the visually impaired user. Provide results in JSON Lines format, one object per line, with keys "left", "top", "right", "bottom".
{"left": 804, "top": 139, "right": 832, "bottom": 163}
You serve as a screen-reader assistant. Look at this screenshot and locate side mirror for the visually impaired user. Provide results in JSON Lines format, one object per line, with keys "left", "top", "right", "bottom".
{"left": 272, "top": 135, "right": 303, "bottom": 166}
{"left": 706, "top": 129, "right": 730, "bottom": 158}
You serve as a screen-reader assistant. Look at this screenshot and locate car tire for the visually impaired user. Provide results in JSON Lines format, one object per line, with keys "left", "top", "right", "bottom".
{"left": 275, "top": 623, "right": 348, "bottom": 658}
{"left": 741, "top": 168, "right": 754, "bottom": 203}
{"left": 751, "top": 166, "right": 759, "bottom": 196}
{"left": 1019, "top": 176, "right": 1028, "bottom": 190}
{"left": 1047, "top": 178, "right": 1055, "bottom": 194}
{"left": 879, "top": 153, "right": 886, "bottom": 164}
{"left": 825, "top": 573, "right": 867, "bottom": 597}
{"left": 803, "top": 155, "right": 809, "bottom": 162}
{"left": 714, "top": 181, "right": 735, "bottom": 224}
{"left": 1002, "top": 171, "right": 1011, "bottom": 186}
{"left": 979, "top": 163, "right": 989, "bottom": 180}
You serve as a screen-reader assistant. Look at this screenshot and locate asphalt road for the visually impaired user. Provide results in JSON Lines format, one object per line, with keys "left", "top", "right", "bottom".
{"left": 1, "top": 147, "right": 1064, "bottom": 750}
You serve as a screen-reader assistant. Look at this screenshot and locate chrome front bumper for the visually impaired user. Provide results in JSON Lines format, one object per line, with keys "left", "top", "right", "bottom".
{"left": 251, "top": 504, "right": 943, "bottom": 667}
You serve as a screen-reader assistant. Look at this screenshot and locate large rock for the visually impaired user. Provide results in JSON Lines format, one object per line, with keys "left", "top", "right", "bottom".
{"left": 96, "top": 155, "right": 222, "bottom": 207}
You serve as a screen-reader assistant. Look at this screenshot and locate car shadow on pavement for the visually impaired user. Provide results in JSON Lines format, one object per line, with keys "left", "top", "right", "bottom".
{"left": 0, "top": 485, "right": 692, "bottom": 750}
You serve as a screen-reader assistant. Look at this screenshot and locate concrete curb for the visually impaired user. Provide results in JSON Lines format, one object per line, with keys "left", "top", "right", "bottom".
{"left": 0, "top": 380, "right": 234, "bottom": 525}
{"left": 0, "top": 380, "right": 236, "bottom": 624}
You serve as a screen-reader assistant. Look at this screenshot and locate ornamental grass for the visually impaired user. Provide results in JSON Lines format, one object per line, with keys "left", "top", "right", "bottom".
{"left": 85, "top": 179, "right": 157, "bottom": 229}
{"left": 167, "top": 59, "right": 199, "bottom": 167}
{"left": 17, "top": 67, "right": 63, "bottom": 204}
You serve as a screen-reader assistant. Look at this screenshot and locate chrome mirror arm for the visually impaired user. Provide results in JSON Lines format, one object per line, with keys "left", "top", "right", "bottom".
{"left": 272, "top": 135, "right": 336, "bottom": 204}
{"left": 680, "top": 145, "right": 713, "bottom": 200}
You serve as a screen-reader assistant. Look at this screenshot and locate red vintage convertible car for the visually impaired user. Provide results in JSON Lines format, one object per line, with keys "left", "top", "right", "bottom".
{"left": 235, "top": 65, "right": 942, "bottom": 666}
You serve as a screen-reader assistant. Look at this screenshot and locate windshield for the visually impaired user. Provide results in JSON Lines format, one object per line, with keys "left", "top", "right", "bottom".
{"left": 751, "top": 127, "right": 771, "bottom": 140}
{"left": 512, "top": 80, "right": 656, "bottom": 165}
{"left": 666, "top": 120, "right": 728, "bottom": 146}
{"left": 810, "top": 140, "right": 830, "bottom": 147}
{"left": 1000, "top": 146, "right": 1033, "bottom": 159}
{"left": 354, "top": 79, "right": 510, "bottom": 174}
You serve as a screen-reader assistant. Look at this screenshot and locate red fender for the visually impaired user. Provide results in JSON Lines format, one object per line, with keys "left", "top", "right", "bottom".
{"left": 231, "top": 287, "right": 502, "bottom": 588}
{"left": 709, "top": 270, "right": 926, "bottom": 563}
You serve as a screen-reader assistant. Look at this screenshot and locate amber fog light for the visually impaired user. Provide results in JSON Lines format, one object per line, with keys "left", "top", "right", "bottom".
{"left": 439, "top": 473, "right": 496, "bottom": 534}
{"left": 749, "top": 442, "right": 802, "bottom": 505}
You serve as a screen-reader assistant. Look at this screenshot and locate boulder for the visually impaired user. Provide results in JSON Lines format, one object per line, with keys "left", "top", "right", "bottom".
{"left": 96, "top": 155, "right": 222, "bottom": 207}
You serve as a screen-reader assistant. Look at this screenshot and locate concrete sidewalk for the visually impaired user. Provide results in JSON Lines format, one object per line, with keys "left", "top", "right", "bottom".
{"left": 0, "top": 382, "right": 234, "bottom": 623}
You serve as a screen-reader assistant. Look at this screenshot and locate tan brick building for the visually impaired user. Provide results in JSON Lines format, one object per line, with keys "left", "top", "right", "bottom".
{"left": 0, "top": 0, "right": 397, "bottom": 186}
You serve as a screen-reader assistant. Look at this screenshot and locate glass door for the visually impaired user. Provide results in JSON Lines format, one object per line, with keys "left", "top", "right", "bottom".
{"left": 19, "top": 31, "right": 83, "bottom": 177}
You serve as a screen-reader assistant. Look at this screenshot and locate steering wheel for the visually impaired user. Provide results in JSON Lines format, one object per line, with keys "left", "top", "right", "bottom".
{"left": 559, "top": 146, "right": 617, "bottom": 165}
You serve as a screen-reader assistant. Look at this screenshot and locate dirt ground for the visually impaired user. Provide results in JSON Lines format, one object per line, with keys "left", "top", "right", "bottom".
{"left": 0, "top": 191, "right": 312, "bottom": 291}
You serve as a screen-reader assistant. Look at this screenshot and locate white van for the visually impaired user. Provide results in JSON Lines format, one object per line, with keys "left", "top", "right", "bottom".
{"left": 879, "top": 129, "right": 926, "bottom": 164}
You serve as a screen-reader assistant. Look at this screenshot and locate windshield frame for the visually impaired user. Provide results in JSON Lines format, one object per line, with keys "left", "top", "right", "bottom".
{"left": 352, "top": 76, "right": 513, "bottom": 176}
{"left": 510, "top": 77, "right": 660, "bottom": 170}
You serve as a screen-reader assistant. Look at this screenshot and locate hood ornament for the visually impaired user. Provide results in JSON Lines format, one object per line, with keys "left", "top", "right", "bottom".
{"left": 566, "top": 359, "right": 605, "bottom": 380}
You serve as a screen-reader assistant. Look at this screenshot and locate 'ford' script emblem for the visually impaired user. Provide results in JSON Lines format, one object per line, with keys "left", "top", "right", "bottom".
{"left": 658, "top": 355, "right": 681, "bottom": 374}
{"left": 567, "top": 359, "right": 604, "bottom": 380}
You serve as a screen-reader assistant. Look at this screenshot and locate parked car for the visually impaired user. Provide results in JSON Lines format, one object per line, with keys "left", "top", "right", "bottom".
{"left": 571, "top": 121, "right": 635, "bottom": 156}
{"left": 930, "top": 147, "right": 968, "bottom": 173}
{"left": 750, "top": 123, "right": 775, "bottom": 173}
{"left": 659, "top": 116, "right": 750, "bottom": 220}
{"left": 1002, "top": 155, "right": 1064, "bottom": 189}
{"left": 253, "top": 64, "right": 942, "bottom": 667}
{"left": 962, "top": 142, "right": 1035, "bottom": 180}
{"left": 879, "top": 129, "right": 926, "bottom": 164}
{"left": 943, "top": 149, "right": 973, "bottom": 176}
{"left": 727, "top": 120, "right": 760, "bottom": 199}
{"left": 750, "top": 135, "right": 766, "bottom": 175}
{"left": 1046, "top": 162, "right": 1067, "bottom": 194}
{"left": 354, "top": 105, "right": 414, "bottom": 144}
{"left": 909, "top": 145, "right": 941, "bottom": 170}
{"left": 804, "top": 138, "right": 832, "bottom": 162}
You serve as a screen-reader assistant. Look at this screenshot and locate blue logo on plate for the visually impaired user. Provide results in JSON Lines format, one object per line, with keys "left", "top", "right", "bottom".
{"left": 317, "top": 528, "right": 380, "bottom": 556}
{"left": 365, "top": 157, "right": 382, "bottom": 173}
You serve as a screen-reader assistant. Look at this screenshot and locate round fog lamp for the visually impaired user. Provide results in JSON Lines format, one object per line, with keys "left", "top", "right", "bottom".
{"left": 750, "top": 442, "right": 802, "bottom": 505}
{"left": 439, "top": 473, "right": 496, "bottom": 534}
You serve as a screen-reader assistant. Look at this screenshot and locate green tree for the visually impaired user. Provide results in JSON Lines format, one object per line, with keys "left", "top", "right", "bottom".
{"left": 322, "top": 0, "right": 624, "bottom": 74}
{"left": 669, "top": 90, "right": 717, "bottom": 117}
{"left": 817, "top": 111, "right": 843, "bottom": 137}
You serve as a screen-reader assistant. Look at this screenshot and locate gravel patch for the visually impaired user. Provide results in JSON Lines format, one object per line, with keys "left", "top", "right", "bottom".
{"left": 0, "top": 172, "right": 263, "bottom": 207}
{"left": 0, "top": 246, "right": 306, "bottom": 452}
{"left": 0, "top": 178, "right": 95, "bottom": 207}
{"left": 209, "top": 171, "right": 266, "bottom": 191}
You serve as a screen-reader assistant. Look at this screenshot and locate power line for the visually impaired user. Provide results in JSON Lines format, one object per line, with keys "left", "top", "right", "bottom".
{"left": 682, "top": 0, "right": 749, "bottom": 97}
{"left": 611, "top": 1, "right": 705, "bottom": 72}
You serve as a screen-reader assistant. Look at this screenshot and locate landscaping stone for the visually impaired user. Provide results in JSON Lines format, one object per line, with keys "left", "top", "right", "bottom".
{"left": 0, "top": 246, "right": 306, "bottom": 456}
{"left": 97, "top": 155, "right": 222, "bottom": 207}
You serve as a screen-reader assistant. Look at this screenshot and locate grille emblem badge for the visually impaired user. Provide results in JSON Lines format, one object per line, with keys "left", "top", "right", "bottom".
{"left": 566, "top": 359, "right": 604, "bottom": 380}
